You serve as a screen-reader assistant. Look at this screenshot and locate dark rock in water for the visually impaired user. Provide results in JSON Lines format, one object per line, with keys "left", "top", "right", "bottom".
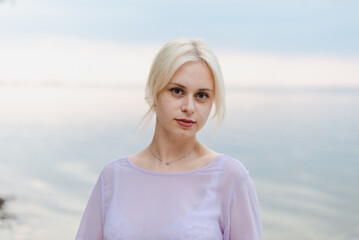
{"left": 0, "top": 195, "right": 16, "bottom": 229}
{"left": 0, "top": 197, "right": 4, "bottom": 209}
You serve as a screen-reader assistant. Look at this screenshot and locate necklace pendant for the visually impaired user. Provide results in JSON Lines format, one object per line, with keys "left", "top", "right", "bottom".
{"left": 149, "top": 142, "right": 199, "bottom": 167}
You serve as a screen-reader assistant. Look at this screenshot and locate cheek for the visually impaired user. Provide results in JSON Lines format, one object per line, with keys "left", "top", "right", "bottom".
{"left": 160, "top": 100, "right": 178, "bottom": 113}
{"left": 156, "top": 99, "right": 177, "bottom": 121}
{"left": 198, "top": 103, "right": 213, "bottom": 121}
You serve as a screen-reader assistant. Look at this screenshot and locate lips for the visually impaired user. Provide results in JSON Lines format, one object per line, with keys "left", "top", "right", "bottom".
{"left": 176, "top": 118, "right": 196, "bottom": 127}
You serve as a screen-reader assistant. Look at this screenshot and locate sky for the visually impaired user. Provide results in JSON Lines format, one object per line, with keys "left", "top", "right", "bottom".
{"left": 0, "top": 0, "right": 358, "bottom": 87}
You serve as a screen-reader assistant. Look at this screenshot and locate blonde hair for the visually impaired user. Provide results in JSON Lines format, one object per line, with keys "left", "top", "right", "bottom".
{"left": 142, "top": 38, "right": 225, "bottom": 128}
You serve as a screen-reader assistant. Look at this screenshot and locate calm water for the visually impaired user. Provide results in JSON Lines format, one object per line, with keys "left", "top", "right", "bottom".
{"left": 0, "top": 85, "right": 358, "bottom": 240}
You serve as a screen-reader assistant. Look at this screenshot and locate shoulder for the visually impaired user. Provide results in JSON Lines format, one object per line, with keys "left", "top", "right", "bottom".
{"left": 220, "top": 154, "right": 250, "bottom": 185}
{"left": 99, "top": 156, "right": 128, "bottom": 180}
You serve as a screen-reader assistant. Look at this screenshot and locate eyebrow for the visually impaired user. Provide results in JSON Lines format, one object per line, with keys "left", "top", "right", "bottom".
{"left": 168, "top": 83, "right": 214, "bottom": 92}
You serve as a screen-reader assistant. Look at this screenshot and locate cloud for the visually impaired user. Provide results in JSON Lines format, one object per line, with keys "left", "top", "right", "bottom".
{"left": 0, "top": 37, "right": 156, "bottom": 87}
{"left": 0, "top": 37, "right": 358, "bottom": 88}
{"left": 1, "top": 0, "right": 358, "bottom": 55}
{"left": 219, "top": 51, "right": 359, "bottom": 87}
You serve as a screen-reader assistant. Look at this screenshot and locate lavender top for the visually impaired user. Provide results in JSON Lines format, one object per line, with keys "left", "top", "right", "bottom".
{"left": 76, "top": 154, "right": 262, "bottom": 240}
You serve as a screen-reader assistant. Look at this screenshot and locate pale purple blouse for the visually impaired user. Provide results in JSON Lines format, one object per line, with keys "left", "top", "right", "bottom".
{"left": 76, "top": 154, "right": 262, "bottom": 240}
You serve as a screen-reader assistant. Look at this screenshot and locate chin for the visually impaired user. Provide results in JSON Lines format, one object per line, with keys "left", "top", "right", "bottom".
{"left": 170, "top": 128, "right": 196, "bottom": 139}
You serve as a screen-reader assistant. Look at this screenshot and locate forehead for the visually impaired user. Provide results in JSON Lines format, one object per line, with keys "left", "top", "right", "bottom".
{"left": 168, "top": 61, "right": 214, "bottom": 89}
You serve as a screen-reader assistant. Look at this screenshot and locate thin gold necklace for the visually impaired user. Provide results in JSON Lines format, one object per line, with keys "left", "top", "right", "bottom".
{"left": 149, "top": 142, "right": 199, "bottom": 166}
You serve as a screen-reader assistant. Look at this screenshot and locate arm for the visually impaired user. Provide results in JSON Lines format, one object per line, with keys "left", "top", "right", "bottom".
{"left": 229, "top": 175, "right": 262, "bottom": 240}
{"left": 76, "top": 174, "right": 104, "bottom": 240}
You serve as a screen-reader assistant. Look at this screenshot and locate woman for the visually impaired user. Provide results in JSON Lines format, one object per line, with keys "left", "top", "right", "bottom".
{"left": 76, "top": 38, "right": 262, "bottom": 240}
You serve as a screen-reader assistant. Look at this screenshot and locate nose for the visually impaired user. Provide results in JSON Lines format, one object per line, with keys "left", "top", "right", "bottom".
{"left": 181, "top": 96, "right": 195, "bottom": 115}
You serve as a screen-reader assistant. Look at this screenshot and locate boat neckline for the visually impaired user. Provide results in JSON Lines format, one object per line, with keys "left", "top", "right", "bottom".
{"left": 124, "top": 153, "right": 224, "bottom": 176}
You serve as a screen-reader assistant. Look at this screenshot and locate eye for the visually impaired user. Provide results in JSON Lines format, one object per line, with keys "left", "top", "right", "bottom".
{"left": 196, "top": 92, "right": 209, "bottom": 100}
{"left": 170, "top": 88, "right": 184, "bottom": 95}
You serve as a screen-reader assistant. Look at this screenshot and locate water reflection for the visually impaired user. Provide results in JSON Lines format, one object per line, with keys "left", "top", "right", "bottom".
{"left": 0, "top": 85, "right": 358, "bottom": 239}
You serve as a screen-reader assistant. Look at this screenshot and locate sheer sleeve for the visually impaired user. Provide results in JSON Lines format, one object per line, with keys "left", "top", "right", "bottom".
{"left": 229, "top": 174, "right": 262, "bottom": 240}
{"left": 76, "top": 173, "right": 104, "bottom": 240}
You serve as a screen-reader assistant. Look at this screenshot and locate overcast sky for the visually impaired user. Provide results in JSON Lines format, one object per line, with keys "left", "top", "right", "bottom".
{"left": 1, "top": 0, "right": 358, "bottom": 55}
{"left": 1, "top": 0, "right": 358, "bottom": 87}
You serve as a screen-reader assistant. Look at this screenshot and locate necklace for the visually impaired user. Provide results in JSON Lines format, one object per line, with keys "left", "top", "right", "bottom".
{"left": 149, "top": 142, "right": 199, "bottom": 166}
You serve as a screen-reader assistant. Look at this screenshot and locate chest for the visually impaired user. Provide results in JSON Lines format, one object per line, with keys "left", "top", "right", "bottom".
{"left": 102, "top": 175, "right": 224, "bottom": 240}
{"left": 103, "top": 202, "right": 223, "bottom": 240}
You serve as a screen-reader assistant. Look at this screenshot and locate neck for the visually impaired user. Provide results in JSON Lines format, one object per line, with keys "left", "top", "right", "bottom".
{"left": 149, "top": 125, "right": 198, "bottom": 163}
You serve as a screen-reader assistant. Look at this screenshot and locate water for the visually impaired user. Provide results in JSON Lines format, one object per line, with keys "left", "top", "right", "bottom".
{"left": 0, "top": 85, "right": 358, "bottom": 240}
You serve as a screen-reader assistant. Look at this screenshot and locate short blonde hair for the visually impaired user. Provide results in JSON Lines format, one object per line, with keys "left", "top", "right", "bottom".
{"left": 142, "top": 38, "right": 225, "bottom": 128}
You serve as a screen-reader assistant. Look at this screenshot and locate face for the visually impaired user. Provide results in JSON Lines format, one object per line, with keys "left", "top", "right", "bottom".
{"left": 155, "top": 61, "right": 215, "bottom": 139}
